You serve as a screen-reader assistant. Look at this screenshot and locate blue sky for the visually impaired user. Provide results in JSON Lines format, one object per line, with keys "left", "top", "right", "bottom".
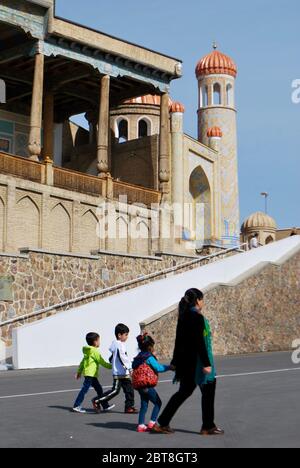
{"left": 56, "top": 0, "right": 300, "bottom": 228}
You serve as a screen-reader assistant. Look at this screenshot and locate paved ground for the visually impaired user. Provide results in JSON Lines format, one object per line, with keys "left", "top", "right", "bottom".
{"left": 0, "top": 351, "right": 299, "bottom": 448}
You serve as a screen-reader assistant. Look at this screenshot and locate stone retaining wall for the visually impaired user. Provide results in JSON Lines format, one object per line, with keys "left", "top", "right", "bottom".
{"left": 141, "top": 250, "right": 300, "bottom": 359}
{"left": 0, "top": 250, "right": 189, "bottom": 348}
{"left": 0, "top": 248, "right": 239, "bottom": 353}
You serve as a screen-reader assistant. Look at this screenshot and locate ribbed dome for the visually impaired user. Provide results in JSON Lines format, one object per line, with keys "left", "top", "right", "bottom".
{"left": 243, "top": 212, "right": 277, "bottom": 230}
{"left": 207, "top": 126, "right": 223, "bottom": 138}
{"left": 123, "top": 94, "right": 173, "bottom": 109}
{"left": 124, "top": 95, "right": 161, "bottom": 105}
{"left": 196, "top": 48, "right": 237, "bottom": 79}
{"left": 170, "top": 101, "right": 185, "bottom": 113}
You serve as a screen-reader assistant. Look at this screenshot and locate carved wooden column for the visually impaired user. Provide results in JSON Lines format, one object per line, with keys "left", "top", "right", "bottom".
{"left": 28, "top": 53, "right": 44, "bottom": 161}
{"left": 159, "top": 93, "right": 171, "bottom": 201}
{"left": 97, "top": 75, "right": 110, "bottom": 178}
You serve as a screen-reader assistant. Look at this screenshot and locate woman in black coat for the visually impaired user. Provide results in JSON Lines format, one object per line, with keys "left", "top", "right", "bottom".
{"left": 153, "top": 288, "right": 224, "bottom": 436}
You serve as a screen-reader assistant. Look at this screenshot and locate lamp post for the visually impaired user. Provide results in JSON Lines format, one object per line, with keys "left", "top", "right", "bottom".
{"left": 261, "top": 192, "right": 269, "bottom": 214}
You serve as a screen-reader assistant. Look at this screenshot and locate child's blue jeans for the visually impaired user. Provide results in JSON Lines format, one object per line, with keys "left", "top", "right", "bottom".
{"left": 138, "top": 388, "right": 162, "bottom": 426}
{"left": 74, "top": 377, "right": 109, "bottom": 409}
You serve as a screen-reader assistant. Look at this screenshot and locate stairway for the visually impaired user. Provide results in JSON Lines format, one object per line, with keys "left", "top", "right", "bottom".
{"left": 13, "top": 236, "right": 300, "bottom": 369}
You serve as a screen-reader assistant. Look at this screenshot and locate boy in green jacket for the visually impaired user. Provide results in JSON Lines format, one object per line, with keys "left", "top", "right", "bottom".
{"left": 73, "top": 332, "right": 115, "bottom": 414}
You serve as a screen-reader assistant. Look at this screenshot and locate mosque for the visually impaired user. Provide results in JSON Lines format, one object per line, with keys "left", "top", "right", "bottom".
{"left": 1, "top": 0, "right": 240, "bottom": 257}
{"left": 1, "top": 0, "right": 300, "bottom": 369}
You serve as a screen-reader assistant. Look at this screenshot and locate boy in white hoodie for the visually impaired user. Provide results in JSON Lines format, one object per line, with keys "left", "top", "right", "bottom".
{"left": 96, "top": 324, "right": 138, "bottom": 414}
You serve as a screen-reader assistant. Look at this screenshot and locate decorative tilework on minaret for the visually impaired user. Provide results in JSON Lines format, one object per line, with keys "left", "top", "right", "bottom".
{"left": 196, "top": 44, "right": 240, "bottom": 246}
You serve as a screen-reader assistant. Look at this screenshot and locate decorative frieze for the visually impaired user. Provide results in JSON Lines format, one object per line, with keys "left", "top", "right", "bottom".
{"left": 41, "top": 40, "right": 171, "bottom": 93}
{"left": 0, "top": 0, "right": 47, "bottom": 39}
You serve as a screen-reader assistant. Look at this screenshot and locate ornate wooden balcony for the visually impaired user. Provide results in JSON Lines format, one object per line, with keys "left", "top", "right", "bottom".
{"left": 53, "top": 166, "right": 105, "bottom": 197}
{"left": 0, "top": 152, "right": 161, "bottom": 208}
{"left": 113, "top": 180, "right": 161, "bottom": 206}
{"left": 0, "top": 151, "right": 43, "bottom": 184}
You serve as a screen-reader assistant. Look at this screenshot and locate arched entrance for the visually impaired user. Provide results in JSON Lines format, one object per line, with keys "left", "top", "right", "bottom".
{"left": 189, "top": 166, "right": 211, "bottom": 247}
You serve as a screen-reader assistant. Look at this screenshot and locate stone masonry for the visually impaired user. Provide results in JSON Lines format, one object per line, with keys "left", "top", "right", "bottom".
{"left": 0, "top": 248, "right": 238, "bottom": 353}
{"left": 0, "top": 251, "right": 186, "bottom": 349}
{"left": 141, "top": 250, "right": 300, "bottom": 360}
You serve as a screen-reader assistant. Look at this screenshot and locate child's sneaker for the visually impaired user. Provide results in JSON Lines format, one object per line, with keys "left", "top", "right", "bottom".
{"left": 148, "top": 421, "right": 156, "bottom": 431}
{"left": 137, "top": 425, "right": 148, "bottom": 433}
{"left": 102, "top": 404, "right": 116, "bottom": 412}
{"left": 72, "top": 407, "right": 86, "bottom": 414}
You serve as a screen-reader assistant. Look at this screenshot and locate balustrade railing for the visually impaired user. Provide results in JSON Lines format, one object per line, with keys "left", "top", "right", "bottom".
{"left": 53, "top": 166, "right": 104, "bottom": 197}
{"left": 0, "top": 151, "right": 43, "bottom": 183}
{"left": 0, "top": 152, "right": 161, "bottom": 207}
{"left": 113, "top": 180, "right": 161, "bottom": 206}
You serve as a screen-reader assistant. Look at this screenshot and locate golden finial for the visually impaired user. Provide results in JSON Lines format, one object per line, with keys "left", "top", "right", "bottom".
{"left": 213, "top": 41, "right": 218, "bottom": 50}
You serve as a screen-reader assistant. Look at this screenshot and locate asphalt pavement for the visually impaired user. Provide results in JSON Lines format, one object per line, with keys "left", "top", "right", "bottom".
{"left": 0, "top": 351, "right": 299, "bottom": 448}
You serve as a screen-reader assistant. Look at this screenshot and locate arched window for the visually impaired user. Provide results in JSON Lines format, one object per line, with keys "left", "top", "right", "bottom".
{"left": 138, "top": 119, "right": 150, "bottom": 138}
{"left": 201, "top": 85, "right": 209, "bottom": 107}
{"left": 117, "top": 119, "right": 128, "bottom": 143}
{"left": 213, "top": 83, "right": 221, "bottom": 105}
{"left": 226, "top": 84, "right": 234, "bottom": 107}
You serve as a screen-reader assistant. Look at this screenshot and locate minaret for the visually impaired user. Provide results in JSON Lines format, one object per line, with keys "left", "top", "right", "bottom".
{"left": 196, "top": 44, "right": 240, "bottom": 245}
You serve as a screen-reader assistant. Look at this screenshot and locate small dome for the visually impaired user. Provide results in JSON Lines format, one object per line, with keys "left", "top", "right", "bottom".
{"left": 124, "top": 95, "right": 161, "bottom": 106}
{"left": 123, "top": 94, "right": 173, "bottom": 109}
{"left": 196, "top": 47, "right": 237, "bottom": 79}
{"left": 242, "top": 212, "right": 277, "bottom": 231}
{"left": 207, "top": 126, "right": 223, "bottom": 138}
{"left": 170, "top": 101, "right": 185, "bottom": 113}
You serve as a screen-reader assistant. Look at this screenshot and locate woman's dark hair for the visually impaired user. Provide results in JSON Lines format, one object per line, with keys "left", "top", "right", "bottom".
{"left": 86, "top": 332, "right": 100, "bottom": 346}
{"left": 179, "top": 288, "right": 204, "bottom": 319}
{"left": 137, "top": 333, "right": 155, "bottom": 352}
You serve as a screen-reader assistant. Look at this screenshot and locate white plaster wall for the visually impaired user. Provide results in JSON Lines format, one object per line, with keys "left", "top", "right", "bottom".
{"left": 0, "top": 339, "right": 11, "bottom": 364}
{"left": 13, "top": 236, "right": 300, "bottom": 369}
{"left": 0, "top": 339, "right": 6, "bottom": 362}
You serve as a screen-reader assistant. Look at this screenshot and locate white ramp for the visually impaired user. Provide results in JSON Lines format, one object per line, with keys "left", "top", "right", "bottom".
{"left": 13, "top": 236, "right": 300, "bottom": 369}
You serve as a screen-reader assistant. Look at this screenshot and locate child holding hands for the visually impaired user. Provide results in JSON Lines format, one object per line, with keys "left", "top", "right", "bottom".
{"left": 132, "top": 333, "right": 175, "bottom": 433}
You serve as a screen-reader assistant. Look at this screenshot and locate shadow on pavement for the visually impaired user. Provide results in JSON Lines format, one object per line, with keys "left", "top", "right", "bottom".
{"left": 49, "top": 405, "right": 97, "bottom": 414}
{"left": 88, "top": 422, "right": 137, "bottom": 432}
{"left": 48, "top": 405, "right": 130, "bottom": 415}
{"left": 88, "top": 422, "right": 201, "bottom": 436}
{"left": 147, "top": 428, "right": 200, "bottom": 436}
{"left": 172, "top": 428, "right": 203, "bottom": 436}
